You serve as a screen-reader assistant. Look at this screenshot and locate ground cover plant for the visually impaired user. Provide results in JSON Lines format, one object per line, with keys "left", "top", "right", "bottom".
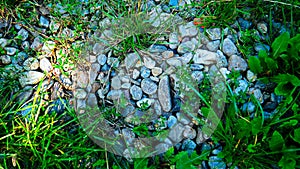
{"left": 0, "top": 0, "right": 300, "bottom": 168}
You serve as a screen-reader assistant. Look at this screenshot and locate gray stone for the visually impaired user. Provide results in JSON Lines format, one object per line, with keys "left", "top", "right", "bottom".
{"left": 132, "top": 69, "right": 140, "bottom": 79}
{"left": 5, "top": 47, "right": 17, "bottom": 55}
{"left": 141, "top": 78, "right": 157, "bottom": 95}
{"left": 107, "top": 90, "right": 123, "bottom": 100}
{"left": 206, "top": 28, "right": 221, "bottom": 40}
{"left": 196, "top": 129, "right": 210, "bottom": 144}
{"left": 42, "top": 41, "right": 55, "bottom": 54}
{"left": 89, "top": 63, "right": 100, "bottom": 84}
{"left": 208, "top": 156, "right": 226, "bottom": 169}
{"left": 19, "top": 71, "right": 46, "bottom": 87}
{"left": 149, "top": 44, "right": 167, "bottom": 53}
{"left": 166, "top": 57, "right": 182, "bottom": 67}
{"left": 168, "top": 123, "right": 184, "bottom": 143}
{"left": 206, "top": 40, "right": 220, "bottom": 52}
{"left": 40, "top": 58, "right": 52, "bottom": 73}
{"left": 176, "top": 113, "right": 191, "bottom": 125}
{"left": 182, "top": 139, "right": 196, "bottom": 151}
{"left": 191, "top": 71, "right": 204, "bottom": 83}
{"left": 93, "top": 43, "right": 105, "bottom": 55}
{"left": 125, "top": 53, "right": 139, "bottom": 70}
{"left": 87, "top": 93, "right": 98, "bottom": 108}
{"left": 31, "top": 36, "right": 43, "bottom": 51}
{"left": 257, "top": 22, "right": 268, "bottom": 34}
{"left": 234, "top": 80, "right": 248, "bottom": 94}
{"left": 179, "top": 52, "right": 193, "bottom": 64}
{"left": 253, "top": 88, "right": 263, "bottom": 103}
{"left": 0, "top": 55, "right": 11, "bottom": 64}
{"left": 254, "top": 43, "right": 270, "bottom": 52}
{"left": 222, "top": 38, "right": 237, "bottom": 56}
{"left": 246, "top": 70, "right": 257, "bottom": 82}
{"left": 216, "top": 50, "right": 228, "bottom": 67}
{"left": 193, "top": 49, "right": 218, "bottom": 65}
{"left": 130, "top": 85, "right": 143, "bottom": 100}
{"left": 107, "top": 57, "right": 119, "bottom": 68}
{"left": 167, "top": 115, "right": 177, "bottom": 128}
{"left": 39, "top": 16, "right": 50, "bottom": 27}
{"left": 158, "top": 76, "right": 172, "bottom": 112}
{"left": 97, "top": 54, "right": 107, "bottom": 65}
{"left": 121, "top": 83, "right": 131, "bottom": 89}
{"left": 177, "top": 41, "right": 195, "bottom": 54}
{"left": 242, "top": 102, "right": 256, "bottom": 113}
{"left": 0, "top": 38, "right": 8, "bottom": 47}
{"left": 76, "top": 71, "right": 89, "bottom": 88}
{"left": 154, "top": 100, "right": 162, "bottom": 115}
{"left": 16, "top": 86, "right": 33, "bottom": 102}
{"left": 151, "top": 67, "right": 162, "bottom": 77}
{"left": 228, "top": 55, "right": 248, "bottom": 72}
{"left": 162, "top": 50, "right": 174, "bottom": 59}
{"left": 238, "top": 18, "right": 252, "bottom": 30}
{"left": 17, "top": 28, "right": 29, "bottom": 41}
{"left": 75, "top": 89, "right": 87, "bottom": 99}
{"left": 21, "top": 41, "right": 30, "bottom": 49}
{"left": 183, "top": 125, "right": 197, "bottom": 139}
{"left": 143, "top": 56, "right": 156, "bottom": 69}
{"left": 140, "top": 66, "right": 151, "bottom": 78}
{"left": 111, "top": 76, "right": 121, "bottom": 90}
{"left": 169, "top": 32, "right": 179, "bottom": 49}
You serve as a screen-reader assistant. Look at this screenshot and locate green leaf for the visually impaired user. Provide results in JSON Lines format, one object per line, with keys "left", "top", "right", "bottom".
{"left": 279, "top": 119, "right": 298, "bottom": 128}
{"left": 291, "top": 127, "right": 300, "bottom": 144}
{"left": 93, "top": 159, "right": 105, "bottom": 167}
{"left": 247, "top": 144, "right": 256, "bottom": 153}
{"left": 269, "top": 131, "right": 284, "bottom": 151}
{"left": 248, "top": 56, "right": 262, "bottom": 74}
{"left": 271, "top": 32, "right": 290, "bottom": 58}
{"left": 278, "top": 155, "right": 296, "bottom": 169}
{"left": 251, "top": 118, "right": 262, "bottom": 135}
{"left": 288, "top": 34, "right": 300, "bottom": 61}
{"left": 264, "top": 57, "right": 278, "bottom": 72}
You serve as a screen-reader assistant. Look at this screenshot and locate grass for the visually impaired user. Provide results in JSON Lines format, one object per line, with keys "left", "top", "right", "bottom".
{"left": 0, "top": 0, "right": 300, "bottom": 168}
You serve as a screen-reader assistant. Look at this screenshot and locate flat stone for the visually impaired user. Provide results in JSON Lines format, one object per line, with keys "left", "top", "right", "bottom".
{"left": 140, "top": 66, "right": 151, "bottom": 78}
{"left": 222, "top": 38, "right": 237, "bottom": 56}
{"left": 246, "top": 70, "right": 257, "bottom": 82}
{"left": 19, "top": 71, "right": 45, "bottom": 87}
{"left": 107, "top": 90, "right": 123, "bottom": 100}
{"left": 167, "top": 115, "right": 177, "bottom": 128}
{"left": 93, "top": 43, "right": 105, "bottom": 55}
{"left": 75, "top": 89, "right": 87, "bottom": 99}
{"left": 149, "top": 44, "right": 168, "bottom": 53}
{"left": 162, "top": 50, "right": 174, "bottom": 59}
{"left": 169, "top": 32, "right": 179, "bottom": 49}
{"left": 0, "top": 38, "right": 8, "bottom": 47}
{"left": 86, "top": 93, "right": 98, "bottom": 108}
{"left": 158, "top": 76, "right": 172, "bottom": 112}
{"left": 177, "top": 41, "right": 195, "bottom": 54}
{"left": 180, "top": 52, "right": 193, "bottom": 64}
{"left": 168, "top": 123, "right": 184, "bottom": 143}
{"left": 191, "top": 71, "right": 204, "bottom": 83}
{"left": 206, "top": 40, "right": 220, "bottom": 52}
{"left": 234, "top": 80, "right": 248, "bottom": 94}
{"left": 89, "top": 63, "right": 100, "bottom": 84}
{"left": 31, "top": 36, "right": 43, "bottom": 51}
{"left": 257, "top": 22, "right": 268, "bottom": 34}
{"left": 130, "top": 85, "right": 143, "bottom": 100}
{"left": 143, "top": 56, "right": 156, "bottom": 69}
{"left": 193, "top": 49, "right": 218, "bottom": 65}
{"left": 21, "top": 41, "right": 30, "bottom": 49}
{"left": 5, "top": 47, "right": 17, "bottom": 55}
{"left": 40, "top": 58, "right": 52, "bottom": 73}
{"left": 125, "top": 53, "right": 139, "bottom": 70}
{"left": 228, "top": 55, "right": 248, "bottom": 72}
{"left": 166, "top": 57, "right": 182, "bottom": 67}
{"left": 39, "top": 16, "right": 50, "bottom": 27}
{"left": 208, "top": 156, "right": 226, "bottom": 169}
{"left": 76, "top": 71, "right": 89, "bottom": 88}
{"left": 49, "top": 20, "right": 60, "bottom": 33}
{"left": 154, "top": 100, "right": 162, "bottom": 115}
{"left": 97, "top": 54, "right": 107, "bottom": 65}
{"left": 183, "top": 126, "right": 197, "bottom": 139}
{"left": 141, "top": 78, "right": 157, "bottom": 95}
{"left": 190, "top": 64, "right": 204, "bottom": 71}
{"left": 121, "top": 83, "right": 131, "bottom": 89}
{"left": 206, "top": 28, "right": 221, "bottom": 40}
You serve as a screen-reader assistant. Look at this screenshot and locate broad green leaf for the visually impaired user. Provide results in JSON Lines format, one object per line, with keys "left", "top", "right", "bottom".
{"left": 269, "top": 131, "right": 284, "bottom": 151}
{"left": 291, "top": 127, "right": 300, "bottom": 144}
{"left": 247, "top": 144, "right": 256, "bottom": 153}
{"left": 264, "top": 57, "right": 278, "bottom": 72}
{"left": 274, "top": 83, "right": 291, "bottom": 96}
{"left": 271, "top": 32, "right": 290, "bottom": 58}
{"left": 258, "top": 50, "right": 268, "bottom": 70}
{"left": 272, "top": 74, "right": 300, "bottom": 86}
{"left": 292, "top": 104, "right": 299, "bottom": 114}
{"left": 236, "top": 119, "right": 251, "bottom": 139}
{"left": 248, "top": 56, "right": 262, "bottom": 74}
{"left": 279, "top": 119, "right": 298, "bottom": 128}
{"left": 288, "top": 34, "right": 300, "bottom": 61}
{"left": 278, "top": 155, "right": 296, "bottom": 169}
{"left": 251, "top": 118, "right": 262, "bottom": 135}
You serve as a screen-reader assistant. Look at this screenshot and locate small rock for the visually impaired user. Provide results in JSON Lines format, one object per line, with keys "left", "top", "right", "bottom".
{"left": 0, "top": 55, "right": 11, "bottom": 64}
{"left": 182, "top": 139, "right": 196, "bottom": 152}
{"left": 23, "top": 57, "right": 39, "bottom": 71}
{"left": 191, "top": 71, "right": 204, "bottom": 83}
{"left": 5, "top": 47, "right": 17, "bottom": 55}
{"left": 177, "top": 41, "right": 195, "bottom": 54}
{"left": 183, "top": 126, "right": 197, "bottom": 139}
{"left": 166, "top": 57, "right": 182, "bottom": 67}
{"left": 0, "top": 38, "right": 8, "bottom": 47}
{"left": 49, "top": 20, "right": 60, "bottom": 33}
{"left": 190, "top": 64, "right": 204, "bottom": 71}
{"left": 208, "top": 156, "right": 226, "bottom": 169}
{"left": 21, "top": 41, "right": 30, "bottom": 49}
{"left": 121, "top": 83, "right": 131, "bottom": 89}
{"left": 168, "top": 123, "right": 184, "bottom": 143}
{"left": 234, "top": 80, "right": 248, "bottom": 94}
{"left": 40, "top": 58, "right": 52, "bottom": 73}
{"left": 39, "top": 16, "right": 50, "bottom": 27}
{"left": 141, "top": 78, "right": 157, "bottom": 95}
{"left": 193, "top": 49, "right": 218, "bottom": 65}
{"left": 140, "top": 66, "right": 151, "bottom": 78}
{"left": 253, "top": 88, "right": 264, "bottom": 103}
{"left": 158, "top": 76, "right": 172, "bottom": 112}
{"left": 16, "top": 86, "right": 33, "bottom": 102}
{"left": 49, "top": 99, "right": 67, "bottom": 115}
{"left": 257, "top": 22, "right": 268, "bottom": 34}
{"left": 132, "top": 69, "right": 140, "bottom": 79}
{"left": 111, "top": 76, "right": 121, "bottom": 90}
{"left": 246, "top": 70, "right": 257, "bottom": 82}
{"left": 206, "top": 40, "right": 220, "bottom": 52}
{"left": 167, "top": 115, "right": 177, "bottom": 128}
{"left": 254, "top": 43, "right": 270, "bottom": 52}
{"left": 238, "top": 18, "right": 252, "bottom": 30}
{"left": 176, "top": 113, "right": 191, "bottom": 125}
{"left": 97, "top": 54, "right": 107, "bottom": 65}
{"left": 169, "top": 32, "right": 179, "bottom": 49}
{"left": 206, "top": 28, "right": 221, "bottom": 40}
{"left": 125, "top": 53, "right": 139, "bottom": 70}
{"left": 149, "top": 44, "right": 167, "bottom": 53}
{"left": 107, "top": 90, "right": 123, "bottom": 100}
{"left": 162, "top": 50, "right": 174, "bottom": 59}
{"left": 222, "top": 38, "right": 237, "bottom": 56}
{"left": 242, "top": 102, "right": 256, "bottom": 113}
{"left": 31, "top": 36, "right": 43, "bottom": 51}
{"left": 19, "top": 71, "right": 46, "bottom": 87}
{"left": 228, "top": 55, "right": 248, "bottom": 72}
{"left": 216, "top": 50, "right": 228, "bottom": 67}
{"left": 180, "top": 52, "right": 193, "bottom": 64}
{"left": 169, "top": 0, "right": 178, "bottom": 6}
{"left": 17, "top": 28, "right": 29, "bottom": 41}
{"left": 130, "top": 85, "right": 143, "bottom": 100}
{"left": 143, "top": 56, "right": 156, "bottom": 69}
{"left": 151, "top": 67, "right": 163, "bottom": 77}
{"left": 75, "top": 89, "right": 87, "bottom": 99}
{"left": 86, "top": 93, "right": 98, "bottom": 108}
{"left": 42, "top": 41, "right": 55, "bottom": 54}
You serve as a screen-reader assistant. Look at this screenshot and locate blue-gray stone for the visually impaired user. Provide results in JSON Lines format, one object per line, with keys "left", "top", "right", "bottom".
{"left": 140, "top": 66, "right": 151, "bottom": 78}
{"left": 49, "top": 99, "right": 67, "bottom": 115}
{"left": 149, "top": 44, "right": 168, "bottom": 53}
{"left": 242, "top": 102, "right": 256, "bottom": 113}
{"left": 39, "top": 16, "right": 50, "bottom": 28}
{"left": 208, "top": 156, "right": 226, "bottom": 169}
{"left": 182, "top": 139, "right": 196, "bottom": 155}
{"left": 201, "top": 142, "right": 212, "bottom": 152}
{"left": 238, "top": 18, "right": 252, "bottom": 30}
{"left": 169, "top": 0, "right": 178, "bottom": 6}
{"left": 254, "top": 43, "right": 270, "bottom": 52}
{"left": 190, "top": 64, "right": 204, "bottom": 71}
{"left": 167, "top": 115, "right": 177, "bottom": 128}
{"left": 101, "top": 64, "right": 110, "bottom": 72}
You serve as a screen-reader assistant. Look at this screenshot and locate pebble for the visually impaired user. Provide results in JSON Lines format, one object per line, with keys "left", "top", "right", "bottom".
{"left": 0, "top": 38, "right": 8, "bottom": 47}
{"left": 125, "top": 53, "right": 139, "bottom": 70}
{"left": 158, "top": 76, "right": 172, "bottom": 112}
{"left": 254, "top": 43, "right": 270, "bottom": 52}
{"left": 228, "top": 55, "right": 248, "bottom": 72}
{"left": 168, "top": 123, "right": 184, "bottom": 143}
{"left": 132, "top": 69, "right": 140, "bottom": 79}
{"left": 23, "top": 57, "right": 39, "bottom": 71}
{"left": 31, "top": 36, "right": 43, "bottom": 51}
{"left": 216, "top": 50, "right": 228, "bottom": 67}
{"left": 141, "top": 78, "right": 157, "bottom": 95}
{"left": 5, "top": 47, "right": 17, "bottom": 55}
{"left": 39, "top": 16, "right": 50, "bottom": 27}
{"left": 238, "top": 18, "right": 252, "bottom": 30}
{"left": 177, "top": 41, "right": 195, "bottom": 54}
{"left": 183, "top": 126, "right": 197, "bottom": 139}
{"left": 19, "top": 71, "right": 46, "bottom": 87}
{"left": 169, "top": 32, "right": 179, "bottom": 49}
{"left": 242, "top": 102, "right": 256, "bottom": 113}
{"left": 151, "top": 67, "right": 163, "bottom": 77}
{"left": 76, "top": 71, "right": 89, "bottom": 88}
{"left": 21, "top": 41, "right": 30, "bottom": 49}
{"left": 253, "top": 88, "right": 264, "bottom": 103}
{"left": 106, "top": 90, "right": 123, "bottom": 100}
{"left": 75, "top": 89, "right": 87, "bottom": 99}
{"left": 169, "top": 0, "right": 178, "bottom": 6}
{"left": 190, "top": 64, "right": 204, "bottom": 71}
{"left": 16, "top": 86, "right": 33, "bottom": 102}
{"left": 208, "top": 156, "right": 226, "bottom": 169}
{"left": 206, "top": 28, "right": 221, "bottom": 40}
{"left": 143, "top": 56, "right": 156, "bottom": 69}
{"left": 180, "top": 52, "right": 193, "bottom": 64}
{"left": 89, "top": 63, "right": 100, "bottom": 84}
{"left": 167, "top": 115, "right": 177, "bottom": 128}
{"left": 111, "top": 76, "right": 121, "bottom": 90}
{"left": 206, "top": 40, "right": 220, "bottom": 52}
{"left": 40, "top": 58, "right": 52, "bottom": 73}
{"left": 49, "top": 20, "right": 60, "bottom": 33}
{"left": 49, "top": 99, "right": 67, "bottom": 115}
{"left": 162, "top": 50, "right": 174, "bottom": 59}
{"left": 166, "top": 57, "right": 182, "bottom": 67}
{"left": 42, "top": 41, "right": 55, "bottom": 54}
{"left": 140, "top": 66, "right": 151, "bottom": 78}
{"left": 86, "top": 93, "right": 98, "bottom": 108}
{"left": 193, "top": 49, "right": 218, "bottom": 65}
{"left": 191, "top": 71, "right": 204, "bottom": 83}
{"left": 257, "top": 22, "right": 268, "bottom": 34}
{"left": 0, "top": 55, "right": 11, "bottom": 64}
{"left": 246, "top": 70, "right": 257, "bottom": 82}
{"left": 130, "top": 85, "right": 143, "bottom": 100}
{"left": 222, "top": 38, "right": 237, "bottom": 56}
{"left": 149, "top": 44, "right": 168, "bottom": 53}
{"left": 234, "top": 80, "right": 248, "bottom": 94}
{"left": 17, "top": 28, "right": 29, "bottom": 41}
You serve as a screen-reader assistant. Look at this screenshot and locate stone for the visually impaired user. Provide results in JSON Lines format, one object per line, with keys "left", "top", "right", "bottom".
{"left": 0, "top": 38, "right": 8, "bottom": 47}
{"left": 182, "top": 139, "right": 196, "bottom": 152}
{"left": 31, "top": 36, "right": 43, "bottom": 51}
{"left": 257, "top": 22, "right": 268, "bottom": 34}
{"left": 149, "top": 44, "right": 167, "bottom": 53}
{"left": 19, "top": 71, "right": 46, "bottom": 87}
{"left": 162, "top": 50, "right": 174, "bottom": 59}
{"left": 5, "top": 47, "right": 17, "bottom": 55}
{"left": 246, "top": 70, "right": 257, "bottom": 82}
{"left": 109, "top": 73, "right": 121, "bottom": 88}
{"left": 17, "top": 28, "right": 29, "bottom": 41}
{"left": 125, "top": 53, "right": 139, "bottom": 70}
{"left": 0, "top": 55, "right": 11, "bottom": 64}
{"left": 141, "top": 78, "right": 157, "bottom": 95}
{"left": 169, "top": 32, "right": 179, "bottom": 49}
{"left": 49, "top": 20, "right": 60, "bottom": 33}
{"left": 222, "top": 38, "right": 237, "bottom": 56}
{"left": 242, "top": 102, "right": 256, "bottom": 113}
{"left": 177, "top": 41, "right": 195, "bottom": 54}
{"left": 254, "top": 43, "right": 270, "bottom": 52}
{"left": 180, "top": 52, "right": 193, "bottom": 64}
{"left": 97, "top": 54, "right": 107, "bottom": 65}
{"left": 167, "top": 115, "right": 177, "bottom": 128}
{"left": 191, "top": 71, "right": 204, "bottom": 83}
{"left": 166, "top": 57, "right": 182, "bottom": 67}
{"left": 75, "top": 89, "right": 87, "bottom": 99}
{"left": 42, "top": 41, "right": 55, "bottom": 54}
{"left": 206, "top": 28, "right": 221, "bottom": 40}
{"left": 168, "top": 123, "right": 184, "bottom": 143}
{"left": 40, "top": 58, "right": 52, "bottom": 73}
{"left": 234, "top": 80, "right": 248, "bottom": 94}
{"left": 151, "top": 67, "right": 162, "bottom": 77}
{"left": 208, "top": 156, "right": 226, "bottom": 169}
{"left": 39, "top": 16, "right": 50, "bottom": 27}
{"left": 228, "top": 55, "right": 248, "bottom": 72}
{"left": 238, "top": 18, "right": 252, "bottom": 30}
{"left": 253, "top": 88, "right": 264, "bottom": 103}
{"left": 49, "top": 99, "right": 67, "bottom": 115}
{"left": 21, "top": 41, "right": 30, "bottom": 49}
{"left": 93, "top": 43, "right": 105, "bottom": 55}
{"left": 193, "top": 49, "right": 218, "bottom": 65}
{"left": 158, "top": 76, "right": 172, "bottom": 112}
{"left": 87, "top": 93, "right": 98, "bottom": 108}
{"left": 130, "top": 85, "right": 143, "bottom": 100}
{"left": 107, "top": 90, "right": 123, "bottom": 100}
{"left": 140, "top": 66, "right": 151, "bottom": 78}
{"left": 219, "top": 67, "right": 230, "bottom": 79}
{"left": 16, "top": 86, "right": 33, "bottom": 102}
{"left": 196, "top": 129, "right": 210, "bottom": 144}
{"left": 206, "top": 40, "right": 220, "bottom": 52}
{"left": 216, "top": 50, "right": 228, "bottom": 67}
{"left": 183, "top": 125, "right": 197, "bottom": 139}
{"left": 76, "top": 71, "right": 89, "bottom": 88}
{"left": 169, "top": 0, "right": 178, "bottom": 6}
{"left": 154, "top": 100, "right": 162, "bottom": 115}
{"left": 143, "top": 56, "right": 156, "bottom": 69}
{"left": 121, "top": 83, "right": 131, "bottom": 89}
